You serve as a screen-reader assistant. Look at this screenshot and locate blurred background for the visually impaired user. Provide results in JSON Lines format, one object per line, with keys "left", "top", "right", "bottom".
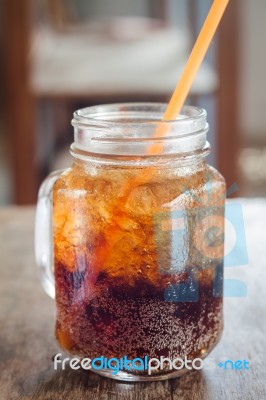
{"left": 0, "top": 0, "right": 265, "bottom": 204}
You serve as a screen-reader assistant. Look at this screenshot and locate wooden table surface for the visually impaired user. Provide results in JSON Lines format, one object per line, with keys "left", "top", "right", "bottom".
{"left": 0, "top": 200, "right": 266, "bottom": 400}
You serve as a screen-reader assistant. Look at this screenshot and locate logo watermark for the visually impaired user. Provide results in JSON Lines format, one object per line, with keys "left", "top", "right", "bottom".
{"left": 152, "top": 181, "right": 249, "bottom": 301}
{"left": 53, "top": 353, "right": 250, "bottom": 375}
{"left": 217, "top": 359, "right": 250, "bottom": 370}
{"left": 204, "top": 357, "right": 250, "bottom": 371}
{"left": 53, "top": 353, "right": 203, "bottom": 375}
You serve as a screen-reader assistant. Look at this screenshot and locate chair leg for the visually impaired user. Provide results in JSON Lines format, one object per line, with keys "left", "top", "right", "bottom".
{"left": 217, "top": 0, "right": 241, "bottom": 190}
{"left": 4, "top": 0, "right": 38, "bottom": 204}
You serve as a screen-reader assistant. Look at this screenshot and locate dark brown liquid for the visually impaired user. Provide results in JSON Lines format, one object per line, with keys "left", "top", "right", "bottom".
{"left": 55, "top": 261, "right": 223, "bottom": 361}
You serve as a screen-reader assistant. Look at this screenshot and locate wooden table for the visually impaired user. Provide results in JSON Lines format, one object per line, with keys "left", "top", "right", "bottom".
{"left": 0, "top": 200, "right": 266, "bottom": 399}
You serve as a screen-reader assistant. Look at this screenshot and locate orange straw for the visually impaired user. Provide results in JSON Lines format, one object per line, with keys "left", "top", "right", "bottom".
{"left": 119, "top": 0, "right": 230, "bottom": 195}
{"left": 148, "top": 0, "right": 230, "bottom": 155}
{"left": 163, "top": 0, "right": 229, "bottom": 122}
{"left": 94, "top": 0, "right": 230, "bottom": 269}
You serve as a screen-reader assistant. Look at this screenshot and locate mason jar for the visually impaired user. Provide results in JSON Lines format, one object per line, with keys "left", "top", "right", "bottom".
{"left": 35, "top": 103, "right": 226, "bottom": 381}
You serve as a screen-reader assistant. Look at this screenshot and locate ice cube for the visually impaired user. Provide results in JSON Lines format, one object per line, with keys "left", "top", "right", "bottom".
{"left": 125, "top": 185, "right": 158, "bottom": 216}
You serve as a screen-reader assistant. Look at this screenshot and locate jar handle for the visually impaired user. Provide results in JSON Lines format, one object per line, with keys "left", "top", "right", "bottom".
{"left": 35, "top": 169, "right": 66, "bottom": 299}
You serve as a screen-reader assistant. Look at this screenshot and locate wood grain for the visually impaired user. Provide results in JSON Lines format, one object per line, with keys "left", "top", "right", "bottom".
{"left": 0, "top": 202, "right": 265, "bottom": 399}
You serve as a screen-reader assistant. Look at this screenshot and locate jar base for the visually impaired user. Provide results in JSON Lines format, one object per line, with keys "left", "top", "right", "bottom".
{"left": 90, "top": 366, "right": 191, "bottom": 381}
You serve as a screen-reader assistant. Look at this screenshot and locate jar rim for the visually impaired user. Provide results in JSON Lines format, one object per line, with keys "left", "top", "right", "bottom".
{"left": 71, "top": 103, "right": 209, "bottom": 156}
{"left": 72, "top": 103, "right": 207, "bottom": 128}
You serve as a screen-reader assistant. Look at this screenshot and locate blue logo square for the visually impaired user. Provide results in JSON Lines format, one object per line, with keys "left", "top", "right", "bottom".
{"left": 224, "top": 203, "right": 249, "bottom": 267}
